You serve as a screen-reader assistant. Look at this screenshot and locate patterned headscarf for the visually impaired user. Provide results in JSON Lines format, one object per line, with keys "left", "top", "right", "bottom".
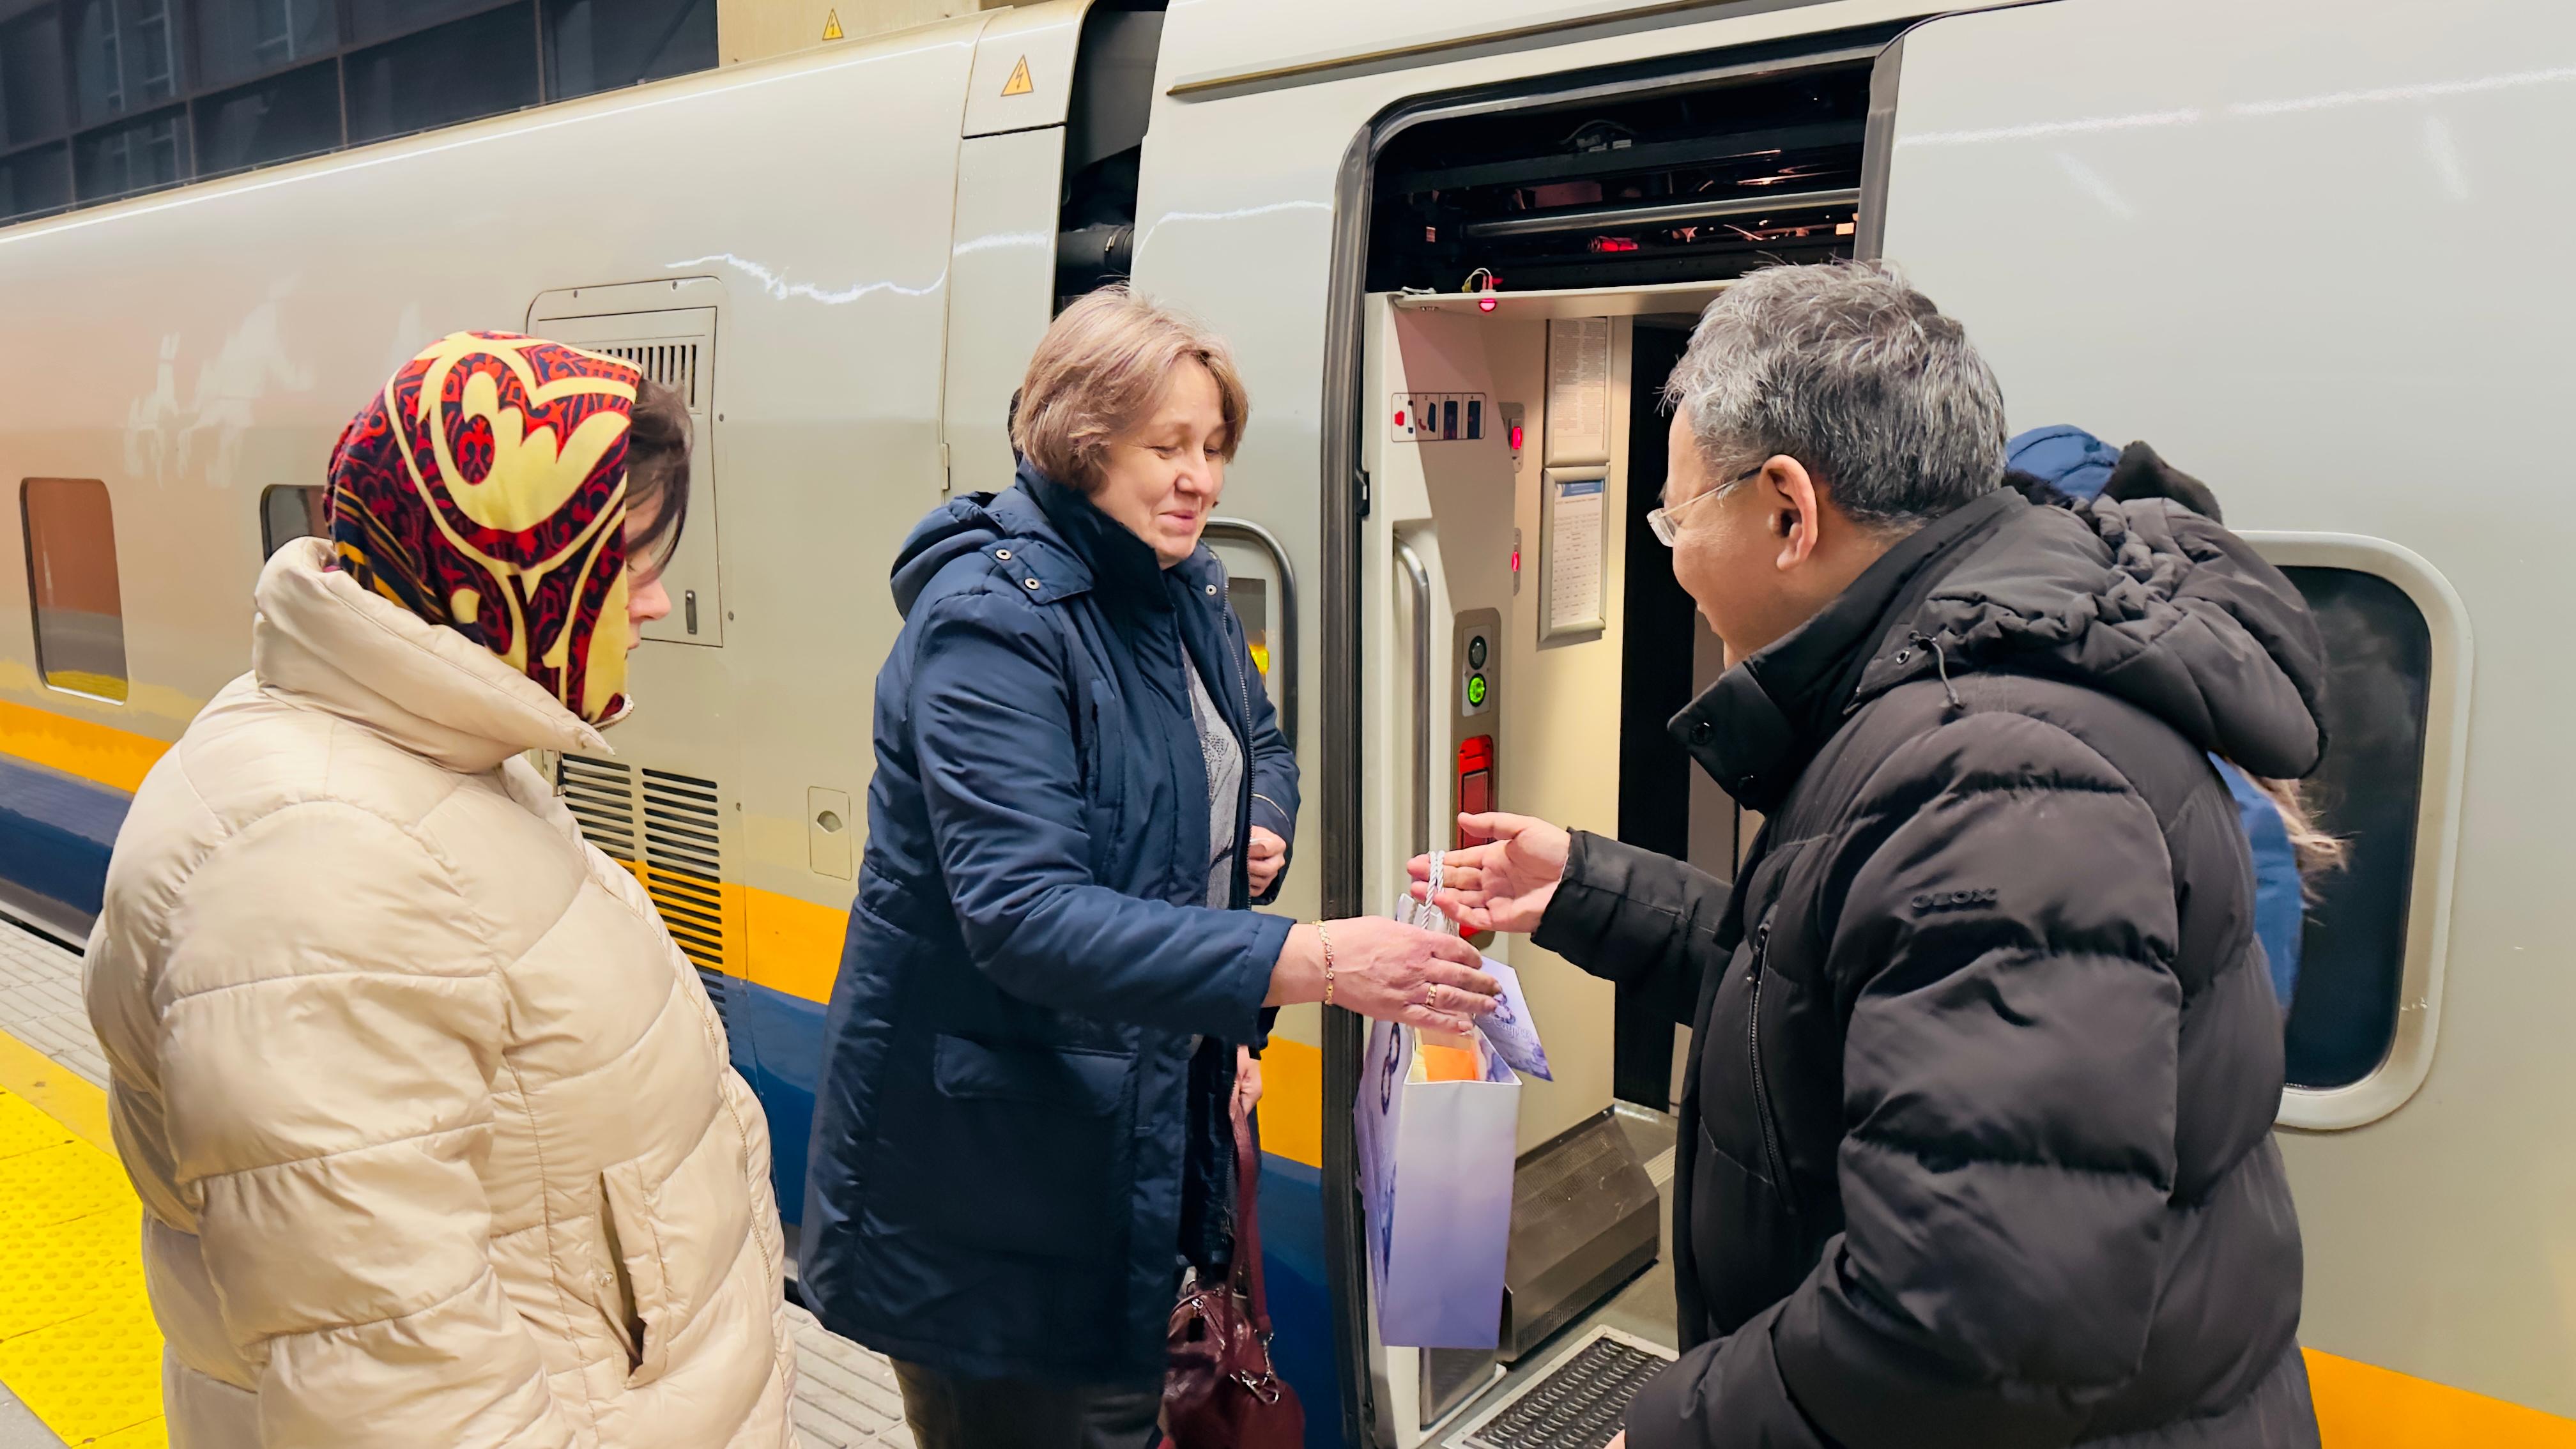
{"left": 327, "top": 332, "right": 643, "bottom": 725}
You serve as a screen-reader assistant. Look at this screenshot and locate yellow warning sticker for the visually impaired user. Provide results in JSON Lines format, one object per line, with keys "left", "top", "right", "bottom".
{"left": 1001, "top": 54, "right": 1034, "bottom": 96}
{"left": 820, "top": 7, "right": 842, "bottom": 40}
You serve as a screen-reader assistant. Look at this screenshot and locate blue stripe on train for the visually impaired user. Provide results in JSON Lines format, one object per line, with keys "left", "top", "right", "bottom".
{"left": 0, "top": 753, "right": 127, "bottom": 925}
{"left": 724, "top": 972, "right": 1345, "bottom": 1448}
{"left": 726, "top": 971, "right": 827, "bottom": 1221}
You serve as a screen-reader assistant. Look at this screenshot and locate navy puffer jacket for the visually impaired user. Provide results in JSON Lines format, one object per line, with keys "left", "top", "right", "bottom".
{"left": 799, "top": 463, "right": 1298, "bottom": 1386}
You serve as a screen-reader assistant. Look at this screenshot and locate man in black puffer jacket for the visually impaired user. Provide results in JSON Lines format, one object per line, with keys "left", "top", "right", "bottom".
{"left": 1415, "top": 263, "right": 2325, "bottom": 1448}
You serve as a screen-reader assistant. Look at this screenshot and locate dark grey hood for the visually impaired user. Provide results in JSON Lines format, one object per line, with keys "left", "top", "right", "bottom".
{"left": 1681, "top": 489, "right": 2327, "bottom": 813}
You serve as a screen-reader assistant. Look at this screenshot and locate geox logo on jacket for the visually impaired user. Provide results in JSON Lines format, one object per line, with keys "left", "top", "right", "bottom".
{"left": 1908, "top": 887, "right": 1998, "bottom": 914}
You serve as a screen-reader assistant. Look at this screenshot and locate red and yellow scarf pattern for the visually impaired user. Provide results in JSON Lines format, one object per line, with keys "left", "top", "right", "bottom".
{"left": 327, "top": 332, "right": 643, "bottom": 725}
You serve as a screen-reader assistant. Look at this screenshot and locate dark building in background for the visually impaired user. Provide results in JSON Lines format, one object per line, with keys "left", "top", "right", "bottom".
{"left": 0, "top": 0, "right": 715, "bottom": 222}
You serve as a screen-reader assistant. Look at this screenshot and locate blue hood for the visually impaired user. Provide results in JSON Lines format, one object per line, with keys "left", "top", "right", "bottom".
{"left": 2007, "top": 424, "right": 2121, "bottom": 501}
{"left": 889, "top": 494, "right": 1008, "bottom": 618}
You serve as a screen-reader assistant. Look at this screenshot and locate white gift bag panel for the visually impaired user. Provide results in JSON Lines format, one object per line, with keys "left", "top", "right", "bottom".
{"left": 1358, "top": 1019, "right": 1522, "bottom": 1349}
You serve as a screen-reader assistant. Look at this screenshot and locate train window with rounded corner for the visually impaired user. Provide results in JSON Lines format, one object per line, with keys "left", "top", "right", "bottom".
{"left": 2247, "top": 534, "right": 2469, "bottom": 1131}
{"left": 21, "top": 477, "right": 128, "bottom": 703}
{"left": 261, "top": 484, "right": 326, "bottom": 559}
{"left": 2278, "top": 567, "right": 2430, "bottom": 1086}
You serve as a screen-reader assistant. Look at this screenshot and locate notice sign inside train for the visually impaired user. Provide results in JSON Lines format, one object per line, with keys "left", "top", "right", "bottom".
{"left": 1543, "top": 468, "right": 1607, "bottom": 638}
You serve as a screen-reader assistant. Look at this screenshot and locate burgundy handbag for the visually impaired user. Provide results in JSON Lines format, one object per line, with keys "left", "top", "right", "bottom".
{"left": 1163, "top": 1101, "right": 1305, "bottom": 1449}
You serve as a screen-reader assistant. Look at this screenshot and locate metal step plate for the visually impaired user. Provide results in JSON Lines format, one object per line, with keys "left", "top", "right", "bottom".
{"left": 1445, "top": 1328, "right": 1676, "bottom": 1449}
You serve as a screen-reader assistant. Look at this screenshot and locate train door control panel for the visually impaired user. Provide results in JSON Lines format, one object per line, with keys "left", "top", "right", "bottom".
{"left": 1392, "top": 392, "right": 1491, "bottom": 442}
{"left": 1453, "top": 608, "right": 1499, "bottom": 863}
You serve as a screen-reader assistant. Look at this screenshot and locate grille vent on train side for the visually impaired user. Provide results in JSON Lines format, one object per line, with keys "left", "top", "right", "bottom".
{"left": 556, "top": 753, "right": 730, "bottom": 1015}
{"left": 594, "top": 342, "right": 700, "bottom": 409}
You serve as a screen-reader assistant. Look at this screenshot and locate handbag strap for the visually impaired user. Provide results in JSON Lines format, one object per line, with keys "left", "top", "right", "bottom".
{"left": 1229, "top": 1096, "right": 1273, "bottom": 1337}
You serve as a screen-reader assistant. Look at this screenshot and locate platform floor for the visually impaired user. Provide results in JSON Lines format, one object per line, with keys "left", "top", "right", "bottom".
{"left": 0, "top": 920, "right": 913, "bottom": 1449}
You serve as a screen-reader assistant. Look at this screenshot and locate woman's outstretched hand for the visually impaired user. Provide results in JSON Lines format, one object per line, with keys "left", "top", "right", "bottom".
{"left": 1266, "top": 917, "right": 1501, "bottom": 1036}
{"left": 1407, "top": 813, "right": 1573, "bottom": 936}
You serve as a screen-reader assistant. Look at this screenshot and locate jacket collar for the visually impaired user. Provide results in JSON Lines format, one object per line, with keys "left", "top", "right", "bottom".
{"left": 1673, "top": 489, "right": 2021, "bottom": 813}
{"left": 251, "top": 538, "right": 605, "bottom": 774}
{"left": 1009, "top": 458, "right": 1227, "bottom": 610}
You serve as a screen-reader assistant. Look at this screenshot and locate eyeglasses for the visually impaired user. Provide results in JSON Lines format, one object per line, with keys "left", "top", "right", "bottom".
{"left": 1646, "top": 464, "right": 1762, "bottom": 548}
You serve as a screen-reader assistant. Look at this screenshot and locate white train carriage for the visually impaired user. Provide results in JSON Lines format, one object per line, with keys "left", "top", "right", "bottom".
{"left": 1, "top": 1, "right": 2568, "bottom": 1443}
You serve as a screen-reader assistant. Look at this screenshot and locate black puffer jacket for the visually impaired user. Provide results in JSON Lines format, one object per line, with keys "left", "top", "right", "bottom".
{"left": 1537, "top": 489, "right": 2326, "bottom": 1448}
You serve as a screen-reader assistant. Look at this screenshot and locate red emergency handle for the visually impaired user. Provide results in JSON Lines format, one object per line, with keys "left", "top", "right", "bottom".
{"left": 1457, "top": 735, "right": 1494, "bottom": 848}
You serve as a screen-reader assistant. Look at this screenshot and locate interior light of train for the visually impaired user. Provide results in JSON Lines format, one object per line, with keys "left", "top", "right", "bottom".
{"left": 1508, "top": 424, "right": 1524, "bottom": 450}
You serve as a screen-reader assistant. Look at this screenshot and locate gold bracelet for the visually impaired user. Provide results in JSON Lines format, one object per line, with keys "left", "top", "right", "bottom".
{"left": 1314, "top": 922, "right": 1338, "bottom": 1008}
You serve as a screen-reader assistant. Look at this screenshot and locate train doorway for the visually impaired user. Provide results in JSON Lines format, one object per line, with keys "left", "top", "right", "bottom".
{"left": 1312, "top": 32, "right": 1890, "bottom": 1447}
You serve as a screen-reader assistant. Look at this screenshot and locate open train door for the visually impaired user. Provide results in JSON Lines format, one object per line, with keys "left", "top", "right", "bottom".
{"left": 1318, "top": 34, "right": 1894, "bottom": 1448}
{"left": 1869, "top": 0, "right": 2554, "bottom": 1433}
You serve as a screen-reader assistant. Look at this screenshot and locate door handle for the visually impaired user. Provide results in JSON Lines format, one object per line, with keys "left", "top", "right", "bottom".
{"left": 1395, "top": 539, "right": 1432, "bottom": 859}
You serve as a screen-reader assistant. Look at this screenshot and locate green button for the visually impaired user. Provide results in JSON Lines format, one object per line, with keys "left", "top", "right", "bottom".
{"left": 1466, "top": 673, "right": 1489, "bottom": 707}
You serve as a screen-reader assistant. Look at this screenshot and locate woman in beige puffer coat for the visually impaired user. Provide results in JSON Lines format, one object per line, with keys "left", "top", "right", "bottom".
{"left": 83, "top": 333, "right": 799, "bottom": 1448}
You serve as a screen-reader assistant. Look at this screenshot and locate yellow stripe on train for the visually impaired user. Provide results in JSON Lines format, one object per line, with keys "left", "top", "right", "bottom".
{"left": 0, "top": 696, "right": 167, "bottom": 796}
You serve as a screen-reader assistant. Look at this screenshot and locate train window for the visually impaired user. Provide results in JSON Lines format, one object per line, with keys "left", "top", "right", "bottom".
{"left": 544, "top": 0, "right": 716, "bottom": 102}
{"left": 21, "top": 477, "right": 128, "bottom": 703}
{"left": 2251, "top": 535, "right": 2470, "bottom": 1131}
{"left": 260, "top": 484, "right": 325, "bottom": 560}
{"left": 2280, "top": 567, "right": 2432, "bottom": 1090}
{"left": 346, "top": 4, "right": 538, "bottom": 144}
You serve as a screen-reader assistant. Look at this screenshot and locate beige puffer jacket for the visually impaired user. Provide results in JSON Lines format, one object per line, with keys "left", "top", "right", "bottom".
{"left": 84, "top": 540, "right": 799, "bottom": 1448}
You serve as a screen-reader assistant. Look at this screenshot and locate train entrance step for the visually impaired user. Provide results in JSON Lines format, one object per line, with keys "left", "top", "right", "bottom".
{"left": 1447, "top": 1328, "right": 1675, "bottom": 1449}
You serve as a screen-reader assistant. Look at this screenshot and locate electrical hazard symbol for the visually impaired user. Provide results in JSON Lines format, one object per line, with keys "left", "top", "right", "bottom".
{"left": 820, "top": 8, "right": 841, "bottom": 40}
{"left": 1001, "top": 55, "right": 1034, "bottom": 96}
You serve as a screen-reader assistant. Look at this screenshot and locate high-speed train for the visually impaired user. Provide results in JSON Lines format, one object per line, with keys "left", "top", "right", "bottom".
{"left": 3, "top": 0, "right": 2570, "bottom": 1443}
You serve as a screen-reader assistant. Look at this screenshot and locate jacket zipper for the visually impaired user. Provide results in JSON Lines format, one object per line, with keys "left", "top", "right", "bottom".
{"left": 1747, "top": 922, "right": 1797, "bottom": 1216}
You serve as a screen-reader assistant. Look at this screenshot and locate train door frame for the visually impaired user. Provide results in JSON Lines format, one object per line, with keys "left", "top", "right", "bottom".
{"left": 1311, "top": 23, "right": 1915, "bottom": 1446}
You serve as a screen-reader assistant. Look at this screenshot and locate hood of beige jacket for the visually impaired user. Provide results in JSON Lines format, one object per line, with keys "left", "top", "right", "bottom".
{"left": 250, "top": 537, "right": 612, "bottom": 770}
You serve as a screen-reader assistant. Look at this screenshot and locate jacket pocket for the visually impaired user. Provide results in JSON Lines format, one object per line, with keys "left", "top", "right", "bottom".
{"left": 597, "top": 1123, "right": 754, "bottom": 1388}
{"left": 933, "top": 1032, "right": 1130, "bottom": 1112}
{"left": 884, "top": 1034, "right": 1137, "bottom": 1259}
{"left": 597, "top": 1172, "right": 659, "bottom": 1381}
{"left": 1690, "top": 1119, "right": 1809, "bottom": 1333}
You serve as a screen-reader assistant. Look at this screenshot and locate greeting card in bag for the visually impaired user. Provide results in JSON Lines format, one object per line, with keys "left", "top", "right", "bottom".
{"left": 1470, "top": 956, "right": 1552, "bottom": 1082}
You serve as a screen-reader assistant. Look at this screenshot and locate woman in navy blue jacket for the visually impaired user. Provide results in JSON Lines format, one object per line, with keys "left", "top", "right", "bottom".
{"left": 800, "top": 289, "right": 1498, "bottom": 1448}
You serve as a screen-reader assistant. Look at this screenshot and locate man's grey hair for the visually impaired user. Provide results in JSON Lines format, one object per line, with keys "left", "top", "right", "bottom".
{"left": 1663, "top": 261, "right": 2006, "bottom": 528}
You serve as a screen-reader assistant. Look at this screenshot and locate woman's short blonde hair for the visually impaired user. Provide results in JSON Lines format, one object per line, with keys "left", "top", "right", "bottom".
{"left": 1012, "top": 287, "right": 1250, "bottom": 491}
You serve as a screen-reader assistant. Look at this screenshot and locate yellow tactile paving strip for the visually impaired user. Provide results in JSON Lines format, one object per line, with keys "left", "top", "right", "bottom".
{"left": 0, "top": 1036, "right": 165, "bottom": 1449}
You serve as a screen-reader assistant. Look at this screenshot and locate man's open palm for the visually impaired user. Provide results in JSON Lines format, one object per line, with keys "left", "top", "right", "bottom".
{"left": 1406, "top": 813, "right": 1572, "bottom": 935}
